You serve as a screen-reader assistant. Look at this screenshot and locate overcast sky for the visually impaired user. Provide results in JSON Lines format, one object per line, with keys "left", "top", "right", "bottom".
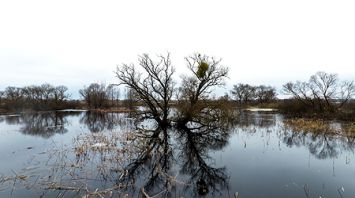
{"left": 0, "top": 0, "right": 354, "bottom": 98}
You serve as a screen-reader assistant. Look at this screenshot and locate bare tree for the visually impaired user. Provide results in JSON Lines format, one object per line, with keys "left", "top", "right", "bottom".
{"left": 54, "top": 85, "right": 69, "bottom": 102}
{"left": 79, "top": 83, "right": 108, "bottom": 109}
{"left": 338, "top": 81, "right": 355, "bottom": 108}
{"left": 283, "top": 81, "right": 314, "bottom": 107}
{"left": 230, "top": 83, "right": 256, "bottom": 105}
{"left": 0, "top": 91, "right": 4, "bottom": 106}
{"left": 177, "top": 54, "right": 229, "bottom": 125}
{"left": 4, "top": 86, "right": 23, "bottom": 101}
{"left": 41, "top": 83, "right": 55, "bottom": 102}
{"left": 124, "top": 87, "right": 136, "bottom": 111}
{"left": 2, "top": 84, "right": 71, "bottom": 111}
{"left": 230, "top": 84, "right": 244, "bottom": 105}
{"left": 106, "top": 85, "right": 115, "bottom": 107}
{"left": 115, "top": 53, "right": 175, "bottom": 128}
{"left": 106, "top": 84, "right": 121, "bottom": 107}
{"left": 283, "top": 71, "right": 355, "bottom": 112}
{"left": 255, "top": 85, "right": 276, "bottom": 103}
{"left": 115, "top": 53, "right": 229, "bottom": 128}
{"left": 309, "top": 72, "right": 338, "bottom": 111}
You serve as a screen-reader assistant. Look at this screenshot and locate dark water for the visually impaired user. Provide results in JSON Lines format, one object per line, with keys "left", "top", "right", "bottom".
{"left": 0, "top": 111, "right": 354, "bottom": 197}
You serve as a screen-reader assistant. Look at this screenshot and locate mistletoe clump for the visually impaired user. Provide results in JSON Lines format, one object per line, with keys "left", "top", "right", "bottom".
{"left": 197, "top": 61, "right": 209, "bottom": 78}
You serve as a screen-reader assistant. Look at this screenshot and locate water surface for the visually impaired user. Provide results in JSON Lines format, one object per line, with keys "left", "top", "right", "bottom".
{"left": 0, "top": 111, "right": 354, "bottom": 197}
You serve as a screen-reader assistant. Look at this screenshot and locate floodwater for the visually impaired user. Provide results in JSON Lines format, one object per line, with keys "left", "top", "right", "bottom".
{"left": 0, "top": 110, "right": 354, "bottom": 197}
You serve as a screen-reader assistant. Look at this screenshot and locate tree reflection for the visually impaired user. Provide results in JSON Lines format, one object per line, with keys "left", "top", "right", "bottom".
{"left": 120, "top": 128, "right": 172, "bottom": 193}
{"left": 80, "top": 111, "right": 109, "bottom": 132}
{"left": 19, "top": 112, "right": 79, "bottom": 138}
{"left": 283, "top": 131, "right": 340, "bottom": 159}
{"left": 80, "top": 111, "right": 131, "bottom": 132}
{"left": 4, "top": 115, "right": 21, "bottom": 125}
{"left": 176, "top": 125, "right": 229, "bottom": 196}
{"left": 282, "top": 119, "right": 355, "bottom": 159}
{"left": 233, "top": 111, "right": 276, "bottom": 129}
{"left": 119, "top": 124, "right": 230, "bottom": 197}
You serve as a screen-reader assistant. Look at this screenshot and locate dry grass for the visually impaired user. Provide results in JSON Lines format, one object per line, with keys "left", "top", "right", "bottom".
{"left": 283, "top": 118, "right": 355, "bottom": 137}
{"left": 0, "top": 129, "right": 191, "bottom": 197}
{"left": 0, "top": 130, "right": 139, "bottom": 197}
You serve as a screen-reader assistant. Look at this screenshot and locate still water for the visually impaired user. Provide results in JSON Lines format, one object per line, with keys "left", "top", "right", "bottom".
{"left": 0, "top": 110, "right": 354, "bottom": 197}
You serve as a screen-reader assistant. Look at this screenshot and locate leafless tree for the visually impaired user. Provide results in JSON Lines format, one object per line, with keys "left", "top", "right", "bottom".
{"left": 79, "top": 83, "right": 108, "bottom": 109}
{"left": 115, "top": 53, "right": 175, "bottom": 128}
{"left": 283, "top": 71, "right": 355, "bottom": 112}
{"left": 230, "top": 83, "right": 256, "bottom": 105}
{"left": 106, "top": 84, "right": 120, "bottom": 107}
{"left": 2, "top": 84, "right": 71, "bottom": 111}
{"left": 230, "top": 84, "right": 244, "bottom": 105}
{"left": 4, "top": 86, "right": 23, "bottom": 101}
{"left": 115, "top": 53, "right": 229, "bottom": 128}
{"left": 41, "top": 83, "right": 55, "bottom": 102}
{"left": 124, "top": 87, "right": 136, "bottom": 111}
{"left": 177, "top": 54, "right": 229, "bottom": 125}
{"left": 255, "top": 85, "right": 276, "bottom": 103}
{"left": 0, "top": 91, "right": 4, "bottom": 106}
{"left": 53, "top": 85, "right": 69, "bottom": 102}
{"left": 181, "top": 54, "right": 228, "bottom": 103}
{"left": 308, "top": 72, "right": 338, "bottom": 111}
{"left": 338, "top": 81, "right": 355, "bottom": 108}
{"left": 283, "top": 81, "right": 314, "bottom": 107}
{"left": 231, "top": 84, "right": 276, "bottom": 105}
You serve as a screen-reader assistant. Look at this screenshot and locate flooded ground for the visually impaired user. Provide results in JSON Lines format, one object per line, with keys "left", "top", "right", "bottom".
{"left": 0, "top": 111, "right": 354, "bottom": 197}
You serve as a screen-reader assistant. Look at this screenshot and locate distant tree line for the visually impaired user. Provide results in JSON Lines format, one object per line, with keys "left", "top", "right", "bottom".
{"left": 0, "top": 82, "right": 126, "bottom": 112}
{"left": 0, "top": 55, "right": 354, "bottom": 122}
{"left": 230, "top": 84, "right": 277, "bottom": 105}
{"left": 0, "top": 84, "right": 76, "bottom": 111}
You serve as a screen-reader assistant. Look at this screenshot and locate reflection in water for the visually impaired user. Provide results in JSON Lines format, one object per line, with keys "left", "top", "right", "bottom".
{"left": 176, "top": 126, "right": 229, "bottom": 196}
{"left": 1, "top": 111, "right": 355, "bottom": 197}
{"left": 283, "top": 130, "right": 341, "bottom": 159}
{"left": 120, "top": 128, "right": 174, "bottom": 194}
{"left": 0, "top": 112, "right": 81, "bottom": 138}
{"left": 282, "top": 119, "right": 355, "bottom": 159}
{"left": 120, "top": 121, "right": 230, "bottom": 197}
{"left": 5, "top": 115, "right": 21, "bottom": 125}
{"left": 233, "top": 111, "right": 277, "bottom": 129}
{"left": 80, "top": 111, "right": 129, "bottom": 132}
{"left": 231, "top": 113, "right": 355, "bottom": 161}
{"left": 80, "top": 111, "right": 108, "bottom": 132}
{"left": 20, "top": 112, "right": 80, "bottom": 138}
{"left": 1, "top": 111, "right": 132, "bottom": 138}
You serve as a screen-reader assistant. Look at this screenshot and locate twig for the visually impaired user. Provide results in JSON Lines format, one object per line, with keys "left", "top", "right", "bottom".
{"left": 303, "top": 184, "right": 310, "bottom": 198}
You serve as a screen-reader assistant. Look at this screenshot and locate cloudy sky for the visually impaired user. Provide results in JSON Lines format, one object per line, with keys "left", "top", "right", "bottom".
{"left": 1, "top": 0, "right": 354, "bottom": 98}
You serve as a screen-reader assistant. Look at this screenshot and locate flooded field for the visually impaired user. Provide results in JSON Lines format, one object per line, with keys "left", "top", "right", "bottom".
{"left": 0, "top": 110, "right": 354, "bottom": 197}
